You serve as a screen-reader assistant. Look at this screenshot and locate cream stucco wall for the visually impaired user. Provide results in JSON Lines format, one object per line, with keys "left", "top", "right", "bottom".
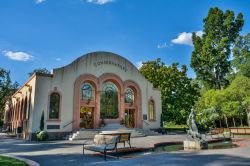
{"left": 8, "top": 74, "right": 36, "bottom": 133}
{"left": 31, "top": 52, "right": 162, "bottom": 132}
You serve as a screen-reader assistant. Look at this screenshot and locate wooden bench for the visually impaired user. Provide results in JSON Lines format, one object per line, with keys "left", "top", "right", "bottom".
{"left": 83, "top": 134, "right": 120, "bottom": 160}
{"left": 229, "top": 127, "right": 250, "bottom": 137}
{"left": 206, "top": 128, "right": 225, "bottom": 139}
{"left": 100, "top": 131, "right": 131, "bottom": 148}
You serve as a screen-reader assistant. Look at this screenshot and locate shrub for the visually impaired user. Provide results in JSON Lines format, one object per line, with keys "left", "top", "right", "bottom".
{"left": 36, "top": 131, "right": 48, "bottom": 141}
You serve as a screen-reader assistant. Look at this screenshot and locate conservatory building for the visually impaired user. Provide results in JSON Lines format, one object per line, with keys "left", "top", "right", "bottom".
{"left": 4, "top": 51, "right": 162, "bottom": 139}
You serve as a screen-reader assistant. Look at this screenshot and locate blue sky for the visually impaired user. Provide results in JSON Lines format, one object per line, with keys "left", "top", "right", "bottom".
{"left": 0, "top": 0, "right": 250, "bottom": 85}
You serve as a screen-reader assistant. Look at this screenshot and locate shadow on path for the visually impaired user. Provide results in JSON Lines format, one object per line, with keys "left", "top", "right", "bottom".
{"left": 1, "top": 136, "right": 250, "bottom": 166}
{"left": 16, "top": 152, "right": 250, "bottom": 166}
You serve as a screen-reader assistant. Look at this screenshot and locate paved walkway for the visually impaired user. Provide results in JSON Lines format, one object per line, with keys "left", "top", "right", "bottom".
{"left": 0, "top": 133, "right": 250, "bottom": 166}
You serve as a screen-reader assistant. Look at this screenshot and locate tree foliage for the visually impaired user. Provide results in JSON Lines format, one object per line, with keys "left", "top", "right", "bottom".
{"left": 28, "top": 68, "right": 50, "bottom": 77}
{"left": 232, "top": 33, "right": 250, "bottom": 77}
{"left": 0, "top": 68, "right": 18, "bottom": 124}
{"left": 191, "top": 7, "right": 244, "bottom": 89}
{"left": 195, "top": 75, "right": 250, "bottom": 128}
{"left": 140, "top": 59, "right": 200, "bottom": 124}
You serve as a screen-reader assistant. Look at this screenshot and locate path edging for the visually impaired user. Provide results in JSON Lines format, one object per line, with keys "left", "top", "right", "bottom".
{"left": 1, "top": 154, "right": 40, "bottom": 166}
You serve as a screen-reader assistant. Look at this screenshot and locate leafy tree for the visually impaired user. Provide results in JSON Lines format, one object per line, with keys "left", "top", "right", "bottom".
{"left": 221, "top": 101, "right": 242, "bottom": 127}
{"left": 195, "top": 89, "right": 225, "bottom": 128}
{"left": 242, "top": 96, "right": 250, "bottom": 127}
{"left": 0, "top": 68, "right": 18, "bottom": 125}
{"left": 191, "top": 7, "right": 244, "bottom": 90}
{"left": 232, "top": 33, "right": 250, "bottom": 77}
{"left": 195, "top": 75, "right": 250, "bottom": 128}
{"left": 198, "top": 108, "right": 219, "bottom": 129}
{"left": 140, "top": 59, "right": 200, "bottom": 124}
{"left": 28, "top": 68, "right": 50, "bottom": 77}
{"left": 226, "top": 75, "right": 250, "bottom": 126}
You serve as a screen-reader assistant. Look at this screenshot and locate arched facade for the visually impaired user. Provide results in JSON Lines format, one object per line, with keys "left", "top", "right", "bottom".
{"left": 4, "top": 51, "right": 161, "bottom": 140}
{"left": 73, "top": 73, "right": 143, "bottom": 130}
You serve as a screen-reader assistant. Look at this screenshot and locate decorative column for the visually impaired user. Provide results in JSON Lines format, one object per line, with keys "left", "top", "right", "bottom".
{"left": 95, "top": 90, "right": 101, "bottom": 128}
{"left": 120, "top": 92, "right": 125, "bottom": 120}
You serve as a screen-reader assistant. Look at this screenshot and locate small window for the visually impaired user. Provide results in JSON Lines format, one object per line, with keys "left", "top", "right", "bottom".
{"left": 81, "top": 82, "right": 94, "bottom": 100}
{"left": 148, "top": 99, "right": 155, "bottom": 121}
{"left": 49, "top": 92, "right": 60, "bottom": 119}
{"left": 125, "top": 88, "right": 135, "bottom": 104}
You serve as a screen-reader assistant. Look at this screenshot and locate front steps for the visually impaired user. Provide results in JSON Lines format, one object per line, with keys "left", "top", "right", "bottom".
{"left": 68, "top": 129, "right": 99, "bottom": 141}
{"left": 68, "top": 123, "right": 161, "bottom": 141}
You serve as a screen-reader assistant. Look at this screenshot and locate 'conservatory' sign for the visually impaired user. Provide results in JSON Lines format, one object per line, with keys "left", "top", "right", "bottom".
{"left": 94, "top": 60, "right": 127, "bottom": 72}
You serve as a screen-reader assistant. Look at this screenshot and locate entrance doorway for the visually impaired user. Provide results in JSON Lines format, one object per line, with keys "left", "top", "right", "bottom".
{"left": 125, "top": 109, "right": 135, "bottom": 128}
{"left": 80, "top": 106, "right": 93, "bottom": 129}
{"left": 100, "top": 81, "right": 119, "bottom": 119}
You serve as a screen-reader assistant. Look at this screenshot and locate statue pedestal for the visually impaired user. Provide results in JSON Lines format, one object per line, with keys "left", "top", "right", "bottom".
{"left": 183, "top": 139, "right": 208, "bottom": 150}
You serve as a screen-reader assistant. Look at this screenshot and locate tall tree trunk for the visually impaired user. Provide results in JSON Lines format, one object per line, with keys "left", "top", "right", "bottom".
{"left": 247, "top": 109, "right": 250, "bottom": 127}
{"left": 213, "top": 121, "right": 216, "bottom": 128}
{"left": 232, "top": 117, "right": 236, "bottom": 127}
{"left": 224, "top": 115, "right": 228, "bottom": 128}
{"left": 240, "top": 119, "right": 243, "bottom": 127}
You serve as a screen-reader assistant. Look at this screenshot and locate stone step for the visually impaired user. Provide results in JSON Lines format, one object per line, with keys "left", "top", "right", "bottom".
{"left": 101, "top": 124, "right": 126, "bottom": 130}
{"left": 136, "top": 129, "right": 161, "bottom": 136}
{"left": 69, "top": 130, "right": 99, "bottom": 140}
{"left": 68, "top": 123, "right": 161, "bottom": 141}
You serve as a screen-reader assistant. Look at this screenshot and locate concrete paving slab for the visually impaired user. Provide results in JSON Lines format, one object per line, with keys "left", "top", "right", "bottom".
{"left": 1, "top": 134, "right": 250, "bottom": 166}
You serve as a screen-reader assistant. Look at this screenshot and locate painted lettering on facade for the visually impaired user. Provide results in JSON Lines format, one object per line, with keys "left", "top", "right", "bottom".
{"left": 93, "top": 60, "right": 127, "bottom": 72}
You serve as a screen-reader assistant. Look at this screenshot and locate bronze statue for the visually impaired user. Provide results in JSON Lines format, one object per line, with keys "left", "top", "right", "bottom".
{"left": 187, "top": 109, "right": 202, "bottom": 140}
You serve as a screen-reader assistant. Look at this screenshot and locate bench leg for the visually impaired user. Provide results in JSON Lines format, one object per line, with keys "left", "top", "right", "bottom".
{"left": 124, "top": 141, "right": 125, "bottom": 147}
{"left": 83, "top": 145, "right": 85, "bottom": 155}
{"left": 128, "top": 141, "right": 131, "bottom": 148}
{"left": 116, "top": 147, "right": 119, "bottom": 159}
{"left": 104, "top": 150, "right": 107, "bottom": 161}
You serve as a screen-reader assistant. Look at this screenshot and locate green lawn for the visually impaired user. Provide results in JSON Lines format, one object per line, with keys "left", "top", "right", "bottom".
{"left": 0, "top": 156, "right": 28, "bottom": 166}
{"left": 163, "top": 123, "right": 187, "bottom": 132}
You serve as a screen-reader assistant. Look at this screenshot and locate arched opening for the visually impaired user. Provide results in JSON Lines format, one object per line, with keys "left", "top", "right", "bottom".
{"left": 79, "top": 82, "right": 95, "bottom": 129}
{"left": 148, "top": 99, "right": 156, "bottom": 121}
{"left": 100, "top": 81, "right": 119, "bottom": 119}
{"left": 125, "top": 87, "right": 135, "bottom": 104}
{"left": 81, "top": 82, "right": 94, "bottom": 101}
{"left": 73, "top": 74, "right": 98, "bottom": 130}
{"left": 49, "top": 92, "right": 60, "bottom": 120}
{"left": 124, "top": 87, "right": 136, "bottom": 128}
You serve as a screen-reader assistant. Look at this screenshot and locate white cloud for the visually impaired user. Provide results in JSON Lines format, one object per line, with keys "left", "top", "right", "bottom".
{"left": 35, "top": 0, "right": 46, "bottom": 4}
{"left": 55, "top": 58, "right": 62, "bottom": 61}
{"left": 86, "top": 0, "right": 114, "bottom": 5}
{"left": 171, "top": 30, "right": 203, "bottom": 46}
{"left": 157, "top": 42, "right": 172, "bottom": 49}
{"left": 157, "top": 42, "right": 168, "bottom": 49}
{"left": 2, "top": 50, "right": 33, "bottom": 61}
{"left": 136, "top": 61, "right": 143, "bottom": 69}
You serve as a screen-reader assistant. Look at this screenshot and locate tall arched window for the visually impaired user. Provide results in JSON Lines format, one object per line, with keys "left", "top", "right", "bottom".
{"left": 148, "top": 99, "right": 155, "bottom": 121}
{"left": 100, "top": 81, "right": 118, "bottom": 119}
{"left": 125, "top": 88, "right": 135, "bottom": 104}
{"left": 49, "top": 92, "right": 60, "bottom": 119}
{"left": 81, "top": 82, "right": 94, "bottom": 100}
{"left": 102, "top": 81, "right": 118, "bottom": 92}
